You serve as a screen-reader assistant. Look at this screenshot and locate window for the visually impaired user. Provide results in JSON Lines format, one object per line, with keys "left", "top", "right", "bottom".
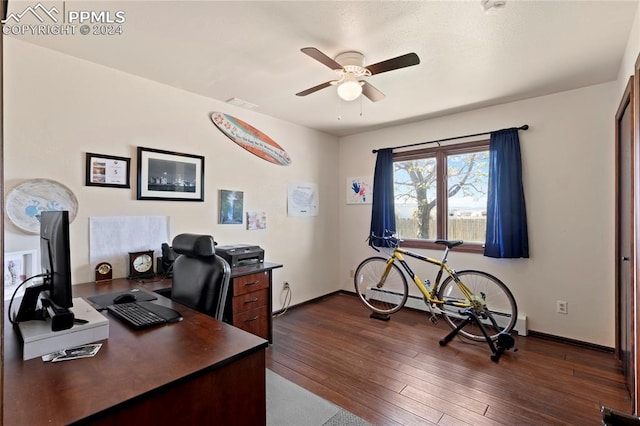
{"left": 393, "top": 140, "right": 489, "bottom": 252}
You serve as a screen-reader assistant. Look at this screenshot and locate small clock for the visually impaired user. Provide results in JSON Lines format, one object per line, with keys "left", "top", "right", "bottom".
{"left": 128, "top": 250, "right": 155, "bottom": 280}
{"left": 95, "top": 262, "right": 113, "bottom": 282}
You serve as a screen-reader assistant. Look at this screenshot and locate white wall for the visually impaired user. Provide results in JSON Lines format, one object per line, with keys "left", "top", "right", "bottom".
{"left": 616, "top": 0, "right": 640, "bottom": 99}
{"left": 3, "top": 38, "right": 341, "bottom": 308}
{"left": 339, "top": 82, "right": 618, "bottom": 346}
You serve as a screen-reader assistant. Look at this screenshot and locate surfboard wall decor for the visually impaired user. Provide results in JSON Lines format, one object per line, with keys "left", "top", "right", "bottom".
{"left": 211, "top": 112, "right": 292, "bottom": 166}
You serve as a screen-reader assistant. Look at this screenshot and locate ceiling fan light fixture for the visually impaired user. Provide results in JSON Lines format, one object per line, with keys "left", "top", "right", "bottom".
{"left": 337, "top": 79, "right": 363, "bottom": 101}
{"left": 297, "top": 47, "right": 419, "bottom": 102}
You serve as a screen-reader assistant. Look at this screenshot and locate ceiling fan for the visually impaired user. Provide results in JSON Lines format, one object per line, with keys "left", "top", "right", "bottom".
{"left": 296, "top": 47, "right": 420, "bottom": 102}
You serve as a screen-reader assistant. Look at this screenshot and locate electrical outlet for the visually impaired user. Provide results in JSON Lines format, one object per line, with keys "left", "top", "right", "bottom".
{"left": 283, "top": 281, "right": 290, "bottom": 291}
{"left": 557, "top": 300, "right": 568, "bottom": 314}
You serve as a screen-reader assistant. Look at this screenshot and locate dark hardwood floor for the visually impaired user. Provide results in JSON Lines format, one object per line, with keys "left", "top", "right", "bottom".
{"left": 266, "top": 292, "right": 632, "bottom": 425}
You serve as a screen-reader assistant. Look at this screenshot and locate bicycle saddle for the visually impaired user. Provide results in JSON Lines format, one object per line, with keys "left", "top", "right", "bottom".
{"left": 435, "top": 240, "right": 463, "bottom": 249}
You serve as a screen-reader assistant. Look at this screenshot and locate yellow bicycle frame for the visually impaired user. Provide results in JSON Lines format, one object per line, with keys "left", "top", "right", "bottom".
{"left": 384, "top": 247, "right": 476, "bottom": 308}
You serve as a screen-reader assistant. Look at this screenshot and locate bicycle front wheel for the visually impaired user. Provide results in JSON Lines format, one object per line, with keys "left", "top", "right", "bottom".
{"left": 437, "top": 270, "right": 517, "bottom": 341}
{"left": 354, "top": 257, "right": 408, "bottom": 315}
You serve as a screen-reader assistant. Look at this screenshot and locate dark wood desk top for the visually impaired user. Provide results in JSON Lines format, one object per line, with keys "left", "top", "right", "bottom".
{"left": 128, "top": 261, "right": 283, "bottom": 294}
{"left": 130, "top": 262, "right": 282, "bottom": 290}
{"left": 229, "top": 261, "right": 283, "bottom": 278}
{"left": 4, "top": 278, "right": 268, "bottom": 425}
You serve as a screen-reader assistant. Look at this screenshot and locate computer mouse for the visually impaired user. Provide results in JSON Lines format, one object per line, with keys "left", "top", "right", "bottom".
{"left": 113, "top": 293, "right": 136, "bottom": 304}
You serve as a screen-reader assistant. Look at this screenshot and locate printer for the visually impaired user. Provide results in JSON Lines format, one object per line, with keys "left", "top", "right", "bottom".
{"left": 216, "top": 244, "right": 264, "bottom": 268}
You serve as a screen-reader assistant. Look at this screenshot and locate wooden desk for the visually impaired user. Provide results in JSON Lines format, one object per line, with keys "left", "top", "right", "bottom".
{"left": 4, "top": 278, "right": 268, "bottom": 425}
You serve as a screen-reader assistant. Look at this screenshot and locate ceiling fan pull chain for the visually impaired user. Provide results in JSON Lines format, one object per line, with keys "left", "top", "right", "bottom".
{"left": 337, "top": 96, "right": 342, "bottom": 121}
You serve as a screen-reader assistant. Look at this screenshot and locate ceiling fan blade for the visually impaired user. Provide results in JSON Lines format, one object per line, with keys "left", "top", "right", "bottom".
{"left": 361, "top": 82, "right": 385, "bottom": 102}
{"left": 301, "top": 47, "right": 343, "bottom": 71}
{"left": 366, "top": 52, "right": 420, "bottom": 75}
{"left": 296, "top": 81, "right": 334, "bottom": 97}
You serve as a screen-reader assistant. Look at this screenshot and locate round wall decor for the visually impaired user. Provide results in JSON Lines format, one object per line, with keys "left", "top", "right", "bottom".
{"left": 5, "top": 179, "right": 79, "bottom": 234}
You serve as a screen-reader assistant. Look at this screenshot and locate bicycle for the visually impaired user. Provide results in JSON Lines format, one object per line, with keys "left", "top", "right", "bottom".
{"left": 354, "top": 233, "right": 518, "bottom": 361}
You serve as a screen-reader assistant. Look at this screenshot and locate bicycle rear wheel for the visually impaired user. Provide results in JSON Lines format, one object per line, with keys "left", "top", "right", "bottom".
{"left": 354, "top": 257, "right": 408, "bottom": 315}
{"left": 437, "top": 270, "right": 517, "bottom": 341}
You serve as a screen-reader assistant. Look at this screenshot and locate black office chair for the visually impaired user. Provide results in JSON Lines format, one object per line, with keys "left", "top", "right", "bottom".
{"left": 170, "top": 233, "right": 231, "bottom": 321}
{"left": 160, "top": 242, "right": 177, "bottom": 278}
{"left": 602, "top": 406, "right": 640, "bottom": 425}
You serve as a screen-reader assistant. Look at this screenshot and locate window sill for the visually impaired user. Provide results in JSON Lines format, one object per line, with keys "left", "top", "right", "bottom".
{"left": 399, "top": 239, "right": 485, "bottom": 254}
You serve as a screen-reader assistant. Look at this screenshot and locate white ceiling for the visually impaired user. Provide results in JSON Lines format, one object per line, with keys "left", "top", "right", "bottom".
{"left": 7, "top": 0, "right": 639, "bottom": 136}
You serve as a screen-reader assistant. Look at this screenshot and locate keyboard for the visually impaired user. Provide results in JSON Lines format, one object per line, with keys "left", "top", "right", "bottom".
{"left": 106, "top": 302, "right": 182, "bottom": 330}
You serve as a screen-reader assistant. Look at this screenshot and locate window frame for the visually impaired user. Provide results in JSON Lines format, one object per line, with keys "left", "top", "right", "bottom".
{"left": 393, "top": 139, "right": 489, "bottom": 253}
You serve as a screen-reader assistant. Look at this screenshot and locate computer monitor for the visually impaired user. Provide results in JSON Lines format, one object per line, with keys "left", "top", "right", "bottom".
{"left": 14, "top": 210, "right": 75, "bottom": 331}
{"left": 40, "top": 210, "right": 73, "bottom": 309}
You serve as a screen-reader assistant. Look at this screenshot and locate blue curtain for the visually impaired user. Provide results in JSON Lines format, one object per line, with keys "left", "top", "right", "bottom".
{"left": 484, "top": 128, "right": 529, "bottom": 258}
{"left": 369, "top": 148, "right": 396, "bottom": 247}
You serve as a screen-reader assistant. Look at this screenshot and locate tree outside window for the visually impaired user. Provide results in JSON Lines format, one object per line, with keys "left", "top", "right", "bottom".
{"left": 393, "top": 140, "right": 489, "bottom": 252}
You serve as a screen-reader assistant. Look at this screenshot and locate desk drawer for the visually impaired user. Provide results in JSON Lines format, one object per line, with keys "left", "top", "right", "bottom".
{"left": 233, "top": 288, "right": 268, "bottom": 314}
{"left": 233, "top": 272, "right": 268, "bottom": 296}
{"left": 233, "top": 306, "right": 269, "bottom": 339}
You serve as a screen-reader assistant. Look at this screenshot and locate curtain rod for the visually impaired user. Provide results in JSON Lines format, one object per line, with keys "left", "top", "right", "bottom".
{"left": 371, "top": 124, "right": 529, "bottom": 154}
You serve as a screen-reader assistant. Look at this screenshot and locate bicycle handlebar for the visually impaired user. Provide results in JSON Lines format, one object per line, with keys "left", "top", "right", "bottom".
{"left": 368, "top": 231, "right": 401, "bottom": 252}
{"left": 368, "top": 232, "right": 465, "bottom": 253}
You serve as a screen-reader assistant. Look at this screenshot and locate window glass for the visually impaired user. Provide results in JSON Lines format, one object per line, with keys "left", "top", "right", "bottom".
{"left": 446, "top": 151, "right": 489, "bottom": 242}
{"left": 392, "top": 141, "right": 489, "bottom": 248}
{"left": 394, "top": 157, "right": 437, "bottom": 240}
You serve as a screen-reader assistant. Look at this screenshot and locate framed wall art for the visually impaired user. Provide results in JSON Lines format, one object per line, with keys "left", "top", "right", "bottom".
{"left": 247, "top": 211, "right": 267, "bottom": 230}
{"left": 219, "top": 190, "right": 244, "bottom": 224}
{"left": 137, "top": 147, "right": 204, "bottom": 201}
{"left": 85, "top": 153, "right": 131, "bottom": 188}
{"left": 4, "top": 250, "right": 37, "bottom": 301}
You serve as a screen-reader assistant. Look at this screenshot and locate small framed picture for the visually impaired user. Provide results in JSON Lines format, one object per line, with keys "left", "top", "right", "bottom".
{"left": 4, "top": 250, "right": 37, "bottom": 301}
{"left": 137, "top": 147, "right": 205, "bottom": 201}
{"left": 85, "top": 153, "right": 131, "bottom": 188}
{"left": 247, "top": 211, "right": 267, "bottom": 230}
{"left": 219, "top": 190, "right": 244, "bottom": 224}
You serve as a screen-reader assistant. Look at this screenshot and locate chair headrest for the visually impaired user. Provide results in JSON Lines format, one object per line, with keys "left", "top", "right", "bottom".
{"left": 172, "top": 234, "right": 216, "bottom": 257}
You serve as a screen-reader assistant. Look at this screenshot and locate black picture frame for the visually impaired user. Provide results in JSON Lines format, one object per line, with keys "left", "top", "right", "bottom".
{"left": 136, "top": 147, "right": 204, "bottom": 201}
{"left": 85, "top": 153, "right": 131, "bottom": 188}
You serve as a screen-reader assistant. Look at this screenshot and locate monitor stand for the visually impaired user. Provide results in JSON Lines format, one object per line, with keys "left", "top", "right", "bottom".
{"left": 14, "top": 283, "right": 75, "bottom": 332}
{"left": 14, "top": 282, "right": 48, "bottom": 323}
{"left": 41, "top": 295, "right": 75, "bottom": 331}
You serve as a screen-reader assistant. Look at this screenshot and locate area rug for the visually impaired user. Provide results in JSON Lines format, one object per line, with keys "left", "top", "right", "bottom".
{"left": 266, "top": 369, "right": 371, "bottom": 426}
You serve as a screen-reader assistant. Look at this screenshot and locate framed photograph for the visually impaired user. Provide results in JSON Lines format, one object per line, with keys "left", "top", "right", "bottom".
{"left": 137, "top": 147, "right": 204, "bottom": 201}
{"left": 219, "top": 190, "right": 244, "bottom": 224}
{"left": 86, "top": 153, "right": 131, "bottom": 188}
{"left": 4, "top": 250, "right": 37, "bottom": 301}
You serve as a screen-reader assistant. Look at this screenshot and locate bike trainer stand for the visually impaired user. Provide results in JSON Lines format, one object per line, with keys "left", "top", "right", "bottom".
{"left": 370, "top": 312, "right": 391, "bottom": 321}
{"left": 438, "top": 308, "right": 516, "bottom": 363}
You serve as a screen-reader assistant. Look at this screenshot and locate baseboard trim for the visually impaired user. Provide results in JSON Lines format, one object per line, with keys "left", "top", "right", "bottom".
{"left": 272, "top": 290, "right": 344, "bottom": 317}
{"left": 527, "top": 330, "right": 614, "bottom": 353}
